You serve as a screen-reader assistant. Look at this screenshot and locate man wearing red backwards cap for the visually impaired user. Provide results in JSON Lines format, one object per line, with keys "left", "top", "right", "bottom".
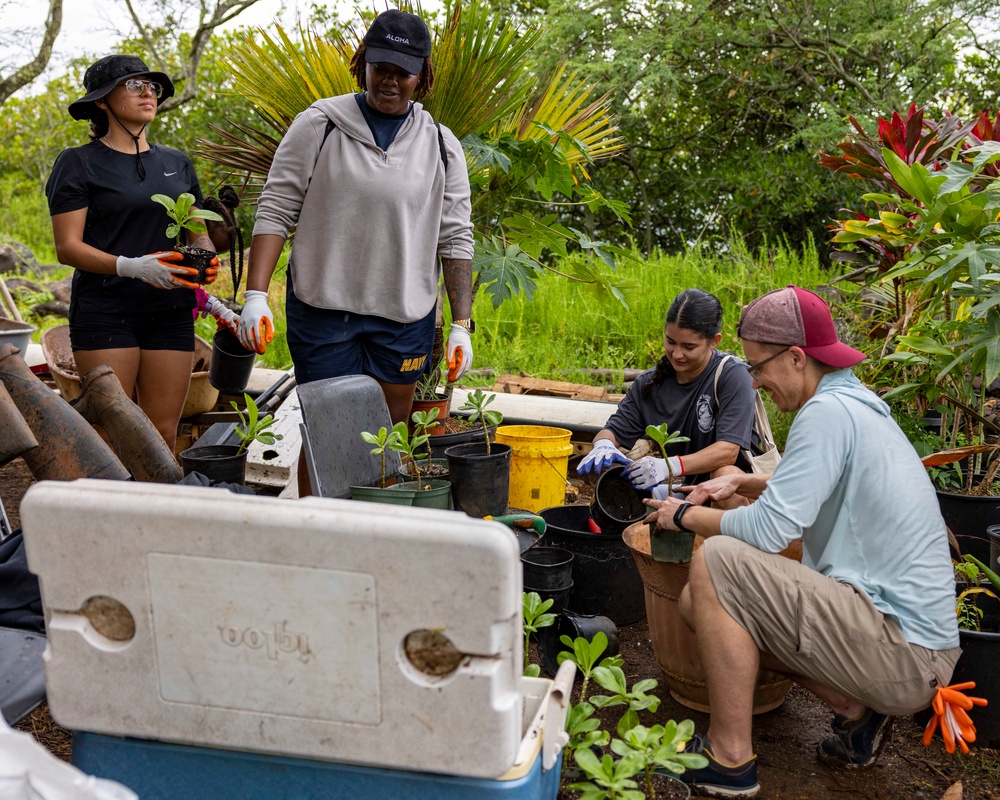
{"left": 645, "top": 285, "right": 960, "bottom": 799}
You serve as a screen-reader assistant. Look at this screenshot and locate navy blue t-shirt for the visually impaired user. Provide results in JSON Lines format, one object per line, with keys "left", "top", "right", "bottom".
{"left": 354, "top": 92, "right": 412, "bottom": 151}
{"left": 605, "top": 350, "right": 758, "bottom": 481}
{"left": 45, "top": 141, "right": 202, "bottom": 315}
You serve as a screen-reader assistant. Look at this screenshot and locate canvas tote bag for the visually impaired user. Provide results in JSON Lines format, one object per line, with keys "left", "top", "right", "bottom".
{"left": 713, "top": 356, "right": 782, "bottom": 475}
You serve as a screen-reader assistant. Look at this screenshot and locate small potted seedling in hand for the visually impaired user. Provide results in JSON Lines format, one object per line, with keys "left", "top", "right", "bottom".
{"left": 644, "top": 423, "right": 694, "bottom": 563}
{"left": 151, "top": 191, "right": 225, "bottom": 285}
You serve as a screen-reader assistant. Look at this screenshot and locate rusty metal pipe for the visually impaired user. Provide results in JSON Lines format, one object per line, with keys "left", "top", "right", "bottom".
{"left": 0, "top": 382, "right": 38, "bottom": 466}
{"left": 0, "top": 344, "right": 130, "bottom": 481}
{"left": 74, "top": 365, "right": 183, "bottom": 484}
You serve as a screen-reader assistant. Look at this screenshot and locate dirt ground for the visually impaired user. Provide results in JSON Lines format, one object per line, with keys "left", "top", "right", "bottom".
{"left": 3, "top": 456, "right": 998, "bottom": 799}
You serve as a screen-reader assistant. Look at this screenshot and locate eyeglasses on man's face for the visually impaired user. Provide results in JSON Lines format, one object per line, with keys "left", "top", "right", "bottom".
{"left": 746, "top": 346, "right": 791, "bottom": 380}
{"left": 121, "top": 79, "right": 163, "bottom": 98}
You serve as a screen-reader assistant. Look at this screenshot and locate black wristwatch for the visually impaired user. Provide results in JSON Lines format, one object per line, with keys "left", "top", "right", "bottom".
{"left": 673, "top": 502, "right": 694, "bottom": 533}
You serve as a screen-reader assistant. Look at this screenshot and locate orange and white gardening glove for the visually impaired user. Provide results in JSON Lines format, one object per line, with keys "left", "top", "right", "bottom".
{"left": 922, "top": 682, "right": 988, "bottom": 754}
{"left": 116, "top": 251, "right": 193, "bottom": 290}
{"left": 237, "top": 289, "right": 274, "bottom": 355}
{"left": 193, "top": 288, "right": 240, "bottom": 335}
{"left": 446, "top": 323, "right": 473, "bottom": 382}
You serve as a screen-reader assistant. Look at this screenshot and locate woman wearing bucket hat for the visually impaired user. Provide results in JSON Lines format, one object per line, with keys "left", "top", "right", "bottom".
{"left": 45, "top": 54, "right": 221, "bottom": 451}
{"left": 240, "top": 10, "right": 474, "bottom": 437}
{"left": 578, "top": 289, "right": 759, "bottom": 507}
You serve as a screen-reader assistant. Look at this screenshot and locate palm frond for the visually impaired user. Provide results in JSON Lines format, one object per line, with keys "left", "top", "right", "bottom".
{"left": 424, "top": 0, "right": 539, "bottom": 138}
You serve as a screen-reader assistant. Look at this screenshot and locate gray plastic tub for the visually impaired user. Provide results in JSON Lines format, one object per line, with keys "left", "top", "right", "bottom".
{"left": 0, "top": 318, "right": 36, "bottom": 353}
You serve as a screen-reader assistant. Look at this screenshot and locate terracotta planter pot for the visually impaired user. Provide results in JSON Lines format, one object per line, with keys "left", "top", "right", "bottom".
{"left": 623, "top": 521, "right": 796, "bottom": 714}
{"left": 410, "top": 394, "right": 450, "bottom": 435}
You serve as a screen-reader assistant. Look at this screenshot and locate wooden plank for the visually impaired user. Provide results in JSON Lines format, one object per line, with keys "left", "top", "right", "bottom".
{"left": 491, "top": 374, "right": 609, "bottom": 402}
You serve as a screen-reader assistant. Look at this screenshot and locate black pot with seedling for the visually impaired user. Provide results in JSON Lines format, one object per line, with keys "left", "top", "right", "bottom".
{"left": 151, "top": 192, "right": 225, "bottom": 284}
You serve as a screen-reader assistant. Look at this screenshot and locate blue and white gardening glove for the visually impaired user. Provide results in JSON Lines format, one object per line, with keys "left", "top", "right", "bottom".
{"left": 623, "top": 455, "right": 684, "bottom": 490}
{"left": 446, "top": 323, "right": 473, "bottom": 382}
{"left": 237, "top": 289, "right": 274, "bottom": 355}
{"left": 577, "top": 438, "right": 631, "bottom": 476}
{"left": 116, "top": 251, "right": 190, "bottom": 290}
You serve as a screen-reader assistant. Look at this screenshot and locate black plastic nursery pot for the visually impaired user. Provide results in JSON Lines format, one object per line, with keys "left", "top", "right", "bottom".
{"left": 951, "top": 627, "right": 1000, "bottom": 748}
{"left": 591, "top": 465, "right": 652, "bottom": 535}
{"left": 428, "top": 425, "right": 497, "bottom": 460}
{"left": 444, "top": 441, "right": 511, "bottom": 518}
{"left": 176, "top": 245, "right": 217, "bottom": 284}
{"left": 537, "top": 504, "right": 647, "bottom": 625}
{"left": 936, "top": 489, "right": 999, "bottom": 565}
{"left": 520, "top": 547, "right": 574, "bottom": 592}
{"left": 179, "top": 444, "right": 247, "bottom": 486}
{"left": 209, "top": 327, "right": 255, "bottom": 394}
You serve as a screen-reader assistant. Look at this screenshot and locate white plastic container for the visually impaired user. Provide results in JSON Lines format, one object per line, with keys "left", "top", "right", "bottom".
{"left": 21, "top": 480, "right": 572, "bottom": 780}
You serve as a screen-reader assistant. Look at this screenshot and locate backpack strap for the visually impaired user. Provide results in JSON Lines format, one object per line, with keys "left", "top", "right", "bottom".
{"left": 435, "top": 122, "right": 448, "bottom": 171}
{"left": 712, "top": 354, "right": 776, "bottom": 454}
{"left": 312, "top": 118, "right": 447, "bottom": 184}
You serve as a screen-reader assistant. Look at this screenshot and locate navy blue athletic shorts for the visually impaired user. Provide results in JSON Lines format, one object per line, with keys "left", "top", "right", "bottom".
{"left": 69, "top": 308, "right": 195, "bottom": 351}
{"left": 285, "top": 283, "right": 435, "bottom": 386}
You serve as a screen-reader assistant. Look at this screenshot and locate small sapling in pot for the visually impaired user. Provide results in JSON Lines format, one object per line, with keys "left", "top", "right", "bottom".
{"left": 151, "top": 192, "right": 225, "bottom": 284}
{"left": 232, "top": 393, "right": 282, "bottom": 456}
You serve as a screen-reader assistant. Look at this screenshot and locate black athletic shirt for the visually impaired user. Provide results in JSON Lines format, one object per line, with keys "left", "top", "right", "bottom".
{"left": 45, "top": 141, "right": 203, "bottom": 315}
{"left": 605, "top": 349, "right": 758, "bottom": 481}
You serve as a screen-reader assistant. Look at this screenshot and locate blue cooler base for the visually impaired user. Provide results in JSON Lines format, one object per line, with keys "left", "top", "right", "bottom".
{"left": 72, "top": 731, "right": 563, "bottom": 800}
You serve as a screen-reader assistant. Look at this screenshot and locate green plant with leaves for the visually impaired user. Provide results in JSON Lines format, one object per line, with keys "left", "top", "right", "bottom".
{"left": 151, "top": 192, "right": 224, "bottom": 248}
{"left": 610, "top": 721, "right": 708, "bottom": 799}
{"left": 955, "top": 556, "right": 1000, "bottom": 631}
{"left": 459, "top": 389, "right": 503, "bottom": 455}
{"left": 231, "top": 393, "right": 283, "bottom": 456}
{"left": 360, "top": 421, "right": 407, "bottom": 488}
{"left": 389, "top": 421, "right": 432, "bottom": 491}
{"left": 404, "top": 407, "right": 442, "bottom": 477}
{"left": 590, "top": 665, "right": 661, "bottom": 738}
{"left": 556, "top": 631, "right": 624, "bottom": 702}
{"left": 644, "top": 423, "right": 690, "bottom": 488}
{"left": 522, "top": 591, "right": 556, "bottom": 677}
{"left": 563, "top": 700, "right": 611, "bottom": 763}
{"left": 568, "top": 748, "right": 644, "bottom": 800}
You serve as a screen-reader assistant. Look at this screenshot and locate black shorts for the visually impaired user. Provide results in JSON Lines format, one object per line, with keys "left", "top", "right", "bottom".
{"left": 285, "top": 283, "right": 436, "bottom": 386}
{"left": 69, "top": 308, "right": 195, "bottom": 351}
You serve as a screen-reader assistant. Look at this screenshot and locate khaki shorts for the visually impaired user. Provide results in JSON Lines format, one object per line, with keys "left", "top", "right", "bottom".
{"left": 703, "top": 536, "right": 961, "bottom": 715}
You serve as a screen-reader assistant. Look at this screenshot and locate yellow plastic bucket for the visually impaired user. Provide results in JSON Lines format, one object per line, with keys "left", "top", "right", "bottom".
{"left": 494, "top": 425, "right": 574, "bottom": 512}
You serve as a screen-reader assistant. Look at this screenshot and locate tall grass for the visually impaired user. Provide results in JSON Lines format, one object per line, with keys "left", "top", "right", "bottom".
{"left": 471, "top": 237, "right": 831, "bottom": 381}
{"left": 0, "top": 178, "right": 58, "bottom": 265}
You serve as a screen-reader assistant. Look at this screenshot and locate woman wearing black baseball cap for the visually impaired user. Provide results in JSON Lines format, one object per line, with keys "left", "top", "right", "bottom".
{"left": 45, "top": 54, "right": 220, "bottom": 452}
{"left": 240, "top": 10, "right": 475, "bottom": 486}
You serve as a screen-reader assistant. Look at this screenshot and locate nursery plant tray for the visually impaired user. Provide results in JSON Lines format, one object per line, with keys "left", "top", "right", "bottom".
{"left": 21, "top": 480, "right": 534, "bottom": 779}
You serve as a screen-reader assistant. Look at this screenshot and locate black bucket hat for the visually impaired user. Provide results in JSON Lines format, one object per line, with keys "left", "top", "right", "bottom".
{"left": 69, "top": 55, "right": 174, "bottom": 121}
{"left": 362, "top": 10, "right": 432, "bottom": 75}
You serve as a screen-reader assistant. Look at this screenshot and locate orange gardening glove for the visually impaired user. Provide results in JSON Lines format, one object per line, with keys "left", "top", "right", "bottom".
{"left": 922, "top": 682, "right": 988, "bottom": 755}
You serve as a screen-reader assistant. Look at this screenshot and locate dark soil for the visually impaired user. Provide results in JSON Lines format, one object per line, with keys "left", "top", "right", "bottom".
{"left": 4, "top": 457, "right": 998, "bottom": 797}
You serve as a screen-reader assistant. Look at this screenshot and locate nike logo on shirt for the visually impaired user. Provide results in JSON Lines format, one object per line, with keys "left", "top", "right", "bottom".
{"left": 164, "top": 171, "right": 177, "bottom": 176}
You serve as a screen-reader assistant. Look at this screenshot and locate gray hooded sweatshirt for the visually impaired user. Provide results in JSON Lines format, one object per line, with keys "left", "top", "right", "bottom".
{"left": 253, "top": 94, "right": 475, "bottom": 323}
{"left": 721, "top": 369, "right": 959, "bottom": 652}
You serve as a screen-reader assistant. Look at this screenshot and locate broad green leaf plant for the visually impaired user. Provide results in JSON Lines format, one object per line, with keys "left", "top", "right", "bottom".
{"left": 555, "top": 631, "right": 623, "bottom": 702}
{"left": 458, "top": 389, "right": 503, "bottom": 455}
{"left": 610, "top": 721, "right": 708, "bottom": 799}
{"left": 231, "top": 393, "right": 283, "bottom": 456}
{"left": 590, "top": 665, "right": 661, "bottom": 739}
{"left": 360, "top": 421, "right": 407, "bottom": 488}
{"left": 645, "top": 423, "right": 690, "bottom": 489}
{"left": 522, "top": 591, "right": 556, "bottom": 677}
{"left": 151, "top": 192, "right": 224, "bottom": 248}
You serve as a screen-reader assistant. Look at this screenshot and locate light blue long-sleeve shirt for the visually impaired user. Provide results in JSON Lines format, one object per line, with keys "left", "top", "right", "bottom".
{"left": 721, "top": 369, "right": 959, "bottom": 651}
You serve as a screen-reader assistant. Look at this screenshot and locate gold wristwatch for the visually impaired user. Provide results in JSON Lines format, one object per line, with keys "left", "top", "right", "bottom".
{"left": 453, "top": 318, "right": 476, "bottom": 333}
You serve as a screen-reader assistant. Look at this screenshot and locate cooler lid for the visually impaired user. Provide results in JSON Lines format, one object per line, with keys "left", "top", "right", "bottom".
{"left": 22, "top": 480, "right": 524, "bottom": 778}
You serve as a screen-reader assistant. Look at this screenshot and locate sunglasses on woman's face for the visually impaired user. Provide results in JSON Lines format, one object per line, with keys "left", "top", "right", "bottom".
{"left": 121, "top": 79, "right": 163, "bottom": 98}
